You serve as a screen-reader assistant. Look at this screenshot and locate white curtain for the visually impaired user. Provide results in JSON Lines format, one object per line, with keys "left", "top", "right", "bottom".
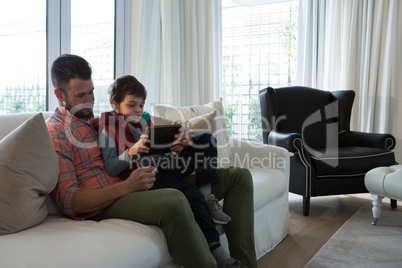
{"left": 297, "top": 0, "right": 402, "bottom": 160}
{"left": 135, "top": 0, "right": 222, "bottom": 110}
{"left": 297, "top": 0, "right": 327, "bottom": 89}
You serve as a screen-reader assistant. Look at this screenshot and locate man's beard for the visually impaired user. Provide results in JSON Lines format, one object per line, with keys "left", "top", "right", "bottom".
{"left": 73, "top": 109, "right": 93, "bottom": 120}
{"left": 66, "top": 103, "right": 94, "bottom": 120}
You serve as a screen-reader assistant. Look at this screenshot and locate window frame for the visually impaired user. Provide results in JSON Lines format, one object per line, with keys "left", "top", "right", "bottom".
{"left": 46, "top": 0, "right": 131, "bottom": 111}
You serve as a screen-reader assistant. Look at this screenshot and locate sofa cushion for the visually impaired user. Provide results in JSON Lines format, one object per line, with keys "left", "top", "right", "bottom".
{"left": 0, "top": 216, "right": 177, "bottom": 267}
{"left": 152, "top": 98, "right": 231, "bottom": 163}
{"left": 152, "top": 110, "right": 217, "bottom": 137}
{"left": 0, "top": 113, "right": 59, "bottom": 235}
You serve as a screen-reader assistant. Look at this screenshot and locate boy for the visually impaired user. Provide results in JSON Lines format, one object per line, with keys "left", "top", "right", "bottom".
{"left": 97, "top": 75, "right": 240, "bottom": 268}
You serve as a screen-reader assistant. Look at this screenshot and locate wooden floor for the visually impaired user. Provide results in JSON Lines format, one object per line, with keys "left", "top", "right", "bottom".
{"left": 257, "top": 193, "right": 398, "bottom": 268}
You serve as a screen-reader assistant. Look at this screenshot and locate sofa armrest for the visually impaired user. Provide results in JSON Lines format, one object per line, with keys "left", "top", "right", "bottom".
{"left": 339, "top": 131, "right": 396, "bottom": 150}
{"left": 228, "top": 137, "right": 290, "bottom": 181}
{"left": 268, "top": 130, "right": 301, "bottom": 153}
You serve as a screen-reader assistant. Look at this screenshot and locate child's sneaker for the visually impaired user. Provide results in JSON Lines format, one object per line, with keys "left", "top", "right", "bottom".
{"left": 223, "top": 258, "right": 246, "bottom": 268}
{"left": 206, "top": 194, "right": 231, "bottom": 224}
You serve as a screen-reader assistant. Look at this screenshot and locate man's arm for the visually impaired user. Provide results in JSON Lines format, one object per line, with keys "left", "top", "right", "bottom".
{"left": 47, "top": 118, "right": 156, "bottom": 218}
{"left": 73, "top": 166, "right": 157, "bottom": 214}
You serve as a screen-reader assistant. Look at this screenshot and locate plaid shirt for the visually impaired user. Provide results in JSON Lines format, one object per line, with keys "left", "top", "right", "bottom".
{"left": 46, "top": 107, "right": 122, "bottom": 220}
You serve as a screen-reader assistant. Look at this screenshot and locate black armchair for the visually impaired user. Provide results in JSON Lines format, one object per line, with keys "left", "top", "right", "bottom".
{"left": 259, "top": 86, "right": 396, "bottom": 216}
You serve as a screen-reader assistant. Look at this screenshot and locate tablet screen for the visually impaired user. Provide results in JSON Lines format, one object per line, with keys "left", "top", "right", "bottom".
{"left": 142, "top": 124, "right": 182, "bottom": 155}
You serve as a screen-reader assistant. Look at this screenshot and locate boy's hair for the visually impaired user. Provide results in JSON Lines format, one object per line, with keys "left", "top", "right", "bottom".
{"left": 51, "top": 54, "right": 92, "bottom": 95}
{"left": 108, "top": 75, "right": 147, "bottom": 104}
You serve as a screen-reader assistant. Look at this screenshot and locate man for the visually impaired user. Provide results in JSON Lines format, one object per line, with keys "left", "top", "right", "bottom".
{"left": 46, "top": 54, "right": 257, "bottom": 268}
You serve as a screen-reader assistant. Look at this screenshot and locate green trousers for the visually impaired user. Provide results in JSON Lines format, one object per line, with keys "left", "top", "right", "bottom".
{"left": 92, "top": 166, "right": 257, "bottom": 268}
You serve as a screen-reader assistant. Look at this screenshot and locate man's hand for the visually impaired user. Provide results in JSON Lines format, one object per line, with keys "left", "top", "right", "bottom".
{"left": 73, "top": 166, "right": 157, "bottom": 214}
{"left": 128, "top": 134, "right": 150, "bottom": 156}
{"left": 124, "top": 166, "right": 157, "bottom": 192}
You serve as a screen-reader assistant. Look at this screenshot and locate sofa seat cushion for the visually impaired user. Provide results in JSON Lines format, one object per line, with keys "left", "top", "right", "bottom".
{"left": 250, "top": 168, "right": 287, "bottom": 211}
{"left": 311, "top": 147, "right": 395, "bottom": 178}
{"left": 0, "top": 216, "right": 177, "bottom": 268}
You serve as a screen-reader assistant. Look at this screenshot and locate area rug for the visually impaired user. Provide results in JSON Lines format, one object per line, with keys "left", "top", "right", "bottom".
{"left": 305, "top": 207, "right": 402, "bottom": 268}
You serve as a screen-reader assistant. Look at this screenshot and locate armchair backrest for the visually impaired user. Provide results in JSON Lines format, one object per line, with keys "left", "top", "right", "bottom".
{"left": 259, "top": 86, "right": 355, "bottom": 149}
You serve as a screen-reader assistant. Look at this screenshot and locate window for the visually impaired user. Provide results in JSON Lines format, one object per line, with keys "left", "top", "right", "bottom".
{"left": 0, "top": 0, "right": 46, "bottom": 113}
{"left": 0, "top": 0, "right": 130, "bottom": 115}
{"left": 222, "top": 0, "right": 298, "bottom": 143}
{"left": 71, "top": 0, "right": 115, "bottom": 116}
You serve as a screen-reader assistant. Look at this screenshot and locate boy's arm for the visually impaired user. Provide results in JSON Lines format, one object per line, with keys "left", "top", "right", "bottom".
{"left": 99, "top": 125, "right": 133, "bottom": 176}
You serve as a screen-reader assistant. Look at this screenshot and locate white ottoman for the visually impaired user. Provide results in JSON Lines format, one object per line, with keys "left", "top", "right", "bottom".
{"left": 364, "top": 165, "right": 402, "bottom": 225}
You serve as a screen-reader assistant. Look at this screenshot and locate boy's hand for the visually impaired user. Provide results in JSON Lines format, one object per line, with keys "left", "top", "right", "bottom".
{"left": 174, "top": 125, "right": 193, "bottom": 148}
{"left": 128, "top": 134, "right": 150, "bottom": 156}
{"left": 171, "top": 144, "right": 184, "bottom": 155}
{"left": 171, "top": 125, "right": 193, "bottom": 155}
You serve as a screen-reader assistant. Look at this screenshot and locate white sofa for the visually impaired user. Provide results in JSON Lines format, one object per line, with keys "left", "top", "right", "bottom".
{"left": 0, "top": 106, "right": 290, "bottom": 267}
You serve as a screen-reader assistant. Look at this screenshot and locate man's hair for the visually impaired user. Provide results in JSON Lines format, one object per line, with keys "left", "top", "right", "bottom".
{"left": 108, "top": 75, "right": 147, "bottom": 104}
{"left": 51, "top": 54, "right": 92, "bottom": 94}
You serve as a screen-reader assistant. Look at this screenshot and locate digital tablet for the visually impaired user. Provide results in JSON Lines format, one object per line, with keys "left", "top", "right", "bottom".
{"left": 142, "top": 124, "right": 182, "bottom": 155}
